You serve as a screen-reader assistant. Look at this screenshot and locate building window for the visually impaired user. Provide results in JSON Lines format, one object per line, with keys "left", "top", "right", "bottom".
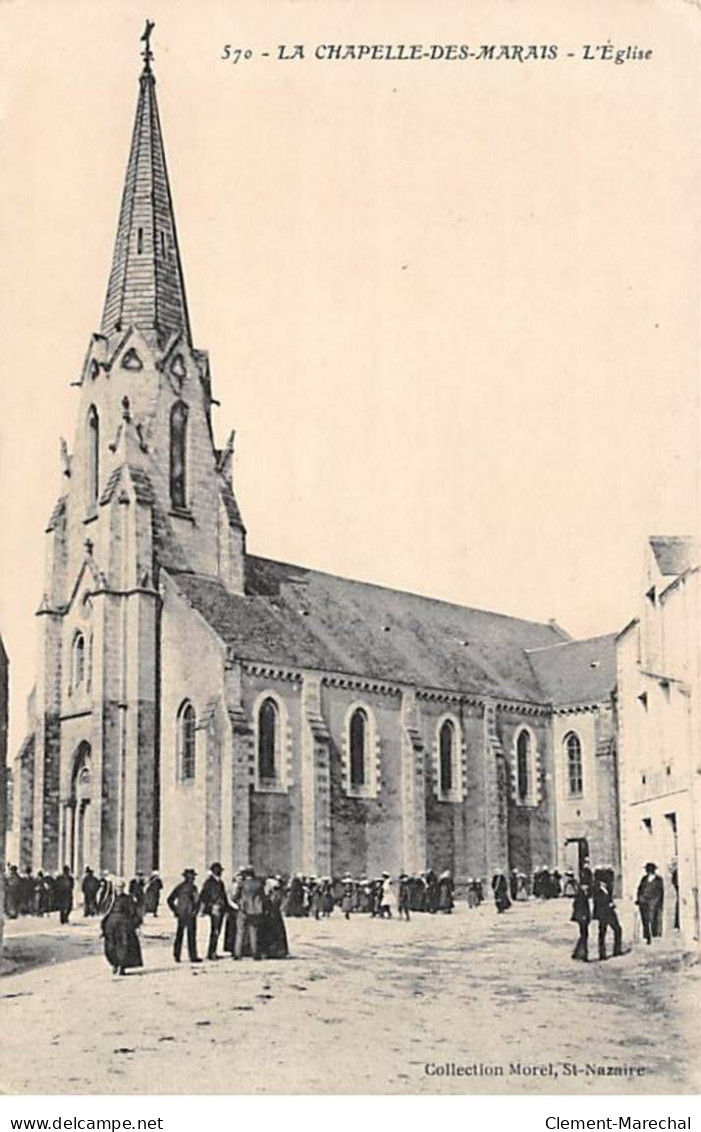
{"left": 170, "top": 401, "right": 188, "bottom": 511}
{"left": 177, "top": 700, "right": 196, "bottom": 781}
{"left": 343, "top": 703, "right": 378, "bottom": 797}
{"left": 439, "top": 720, "right": 455, "bottom": 794}
{"left": 258, "top": 697, "right": 279, "bottom": 783}
{"left": 565, "top": 731, "right": 583, "bottom": 796}
{"left": 137, "top": 227, "right": 144, "bottom": 254}
{"left": 516, "top": 728, "right": 531, "bottom": 803}
{"left": 433, "top": 714, "right": 464, "bottom": 801}
{"left": 253, "top": 693, "right": 288, "bottom": 791}
{"left": 72, "top": 632, "right": 86, "bottom": 691}
{"left": 87, "top": 405, "right": 99, "bottom": 508}
{"left": 349, "top": 708, "right": 368, "bottom": 788}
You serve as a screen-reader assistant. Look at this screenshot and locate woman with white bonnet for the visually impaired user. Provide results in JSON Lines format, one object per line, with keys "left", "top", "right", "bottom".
{"left": 101, "top": 877, "right": 143, "bottom": 976}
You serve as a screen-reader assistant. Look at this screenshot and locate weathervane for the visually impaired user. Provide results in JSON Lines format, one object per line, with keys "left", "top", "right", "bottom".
{"left": 141, "top": 19, "right": 155, "bottom": 70}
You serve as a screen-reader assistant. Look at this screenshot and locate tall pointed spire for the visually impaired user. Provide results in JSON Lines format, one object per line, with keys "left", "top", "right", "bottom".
{"left": 100, "top": 23, "right": 192, "bottom": 346}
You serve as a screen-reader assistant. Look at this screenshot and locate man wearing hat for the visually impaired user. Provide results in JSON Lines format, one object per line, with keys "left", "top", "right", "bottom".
{"left": 635, "top": 862, "right": 664, "bottom": 944}
{"left": 231, "top": 866, "right": 265, "bottom": 960}
{"left": 199, "top": 862, "right": 229, "bottom": 960}
{"left": 341, "top": 875, "right": 354, "bottom": 920}
{"left": 591, "top": 865, "right": 623, "bottom": 960}
{"left": 167, "top": 868, "right": 202, "bottom": 964}
{"left": 398, "top": 874, "right": 411, "bottom": 921}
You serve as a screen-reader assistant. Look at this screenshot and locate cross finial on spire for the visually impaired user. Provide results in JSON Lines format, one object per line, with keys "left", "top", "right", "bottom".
{"left": 141, "top": 19, "right": 155, "bottom": 71}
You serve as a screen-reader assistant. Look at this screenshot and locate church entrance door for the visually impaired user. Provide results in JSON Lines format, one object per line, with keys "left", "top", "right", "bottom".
{"left": 564, "top": 836, "right": 589, "bottom": 876}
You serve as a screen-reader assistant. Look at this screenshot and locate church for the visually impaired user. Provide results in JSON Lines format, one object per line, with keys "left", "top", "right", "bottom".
{"left": 12, "top": 34, "right": 620, "bottom": 889}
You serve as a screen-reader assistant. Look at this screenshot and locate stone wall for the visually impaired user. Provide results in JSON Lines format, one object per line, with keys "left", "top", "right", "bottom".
{"left": 501, "top": 711, "right": 555, "bottom": 876}
{"left": 107, "top": 574, "right": 568, "bottom": 892}
{"left": 0, "top": 639, "right": 7, "bottom": 949}
{"left": 552, "top": 701, "right": 620, "bottom": 881}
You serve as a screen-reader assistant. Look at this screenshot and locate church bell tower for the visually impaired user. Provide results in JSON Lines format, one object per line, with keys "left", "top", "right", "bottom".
{"left": 31, "top": 26, "right": 246, "bottom": 877}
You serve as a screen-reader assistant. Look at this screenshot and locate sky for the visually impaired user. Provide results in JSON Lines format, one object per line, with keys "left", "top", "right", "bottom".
{"left": 0, "top": 0, "right": 699, "bottom": 752}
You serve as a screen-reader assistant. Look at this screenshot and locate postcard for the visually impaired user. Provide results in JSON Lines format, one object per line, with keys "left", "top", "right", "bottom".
{"left": 0, "top": 0, "right": 699, "bottom": 1099}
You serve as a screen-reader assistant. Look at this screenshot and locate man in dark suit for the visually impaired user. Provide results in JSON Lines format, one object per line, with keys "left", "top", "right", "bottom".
{"left": 570, "top": 881, "right": 591, "bottom": 961}
{"left": 636, "top": 862, "right": 664, "bottom": 944}
{"left": 509, "top": 869, "right": 519, "bottom": 902}
{"left": 199, "top": 862, "right": 229, "bottom": 960}
{"left": 580, "top": 858, "right": 593, "bottom": 889}
{"left": 82, "top": 867, "right": 100, "bottom": 917}
{"left": 232, "top": 866, "right": 265, "bottom": 960}
{"left": 592, "top": 867, "right": 623, "bottom": 960}
{"left": 167, "top": 868, "right": 202, "bottom": 964}
{"left": 19, "top": 867, "right": 35, "bottom": 916}
{"left": 54, "top": 866, "right": 75, "bottom": 925}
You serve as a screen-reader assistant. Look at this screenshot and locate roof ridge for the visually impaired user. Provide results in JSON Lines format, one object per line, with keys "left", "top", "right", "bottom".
{"left": 524, "top": 631, "right": 618, "bottom": 656}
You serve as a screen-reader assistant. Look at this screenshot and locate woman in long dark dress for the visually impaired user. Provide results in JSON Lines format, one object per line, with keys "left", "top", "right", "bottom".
{"left": 492, "top": 872, "right": 512, "bottom": 913}
{"left": 143, "top": 872, "right": 163, "bottom": 916}
{"left": 283, "top": 874, "right": 305, "bottom": 917}
{"left": 262, "top": 878, "right": 289, "bottom": 958}
{"left": 101, "top": 881, "right": 143, "bottom": 975}
{"left": 437, "top": 870, "right": 454, "bottom": 913}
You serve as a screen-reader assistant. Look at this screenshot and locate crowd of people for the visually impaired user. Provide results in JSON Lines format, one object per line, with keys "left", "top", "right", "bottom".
{"left": 3, "top": 856, "right": 673, "bottom": 975}
{"left": 568, "top": 859, "right": 669, "bottom": 962}
{"left": 101, "top": 863, "right": 290, "bottom": 975}
{"left": 2, "top": 863, "right": 164, "bottom": 925}
{"left": 281, "top": 869, "right": 456, "bottom": 920}
{"left": 3, "top": 863, "right": 76, "bottom": 924}
{"left": 489, "top": 865, "right": 583, "bottom": 913}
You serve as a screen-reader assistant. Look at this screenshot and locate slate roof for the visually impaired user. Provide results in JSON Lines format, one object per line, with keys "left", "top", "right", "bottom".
{"left": 526, "top": 633, "right": 617, "bottom": 707}
{"left": 100, "top": 464, "right": 154, "bottom": 507}
{"left": 169, "top": 555, "right": 573, "bottom": 702}
{"left": 100, "top": 59, "right": 191, "bottom": 346}
{"left": 45, "top": 496, "right": 67, "bottom": 534}
{"left": 649, "top": 536, "right": 699, "bottom": 578}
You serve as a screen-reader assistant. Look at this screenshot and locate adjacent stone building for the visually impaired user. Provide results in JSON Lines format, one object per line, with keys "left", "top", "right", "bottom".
{"left": 13, "top": 40, "right": 620, "bottom": 889}
{"left": 617, "top": 536, "right": 701, "bottom": 944}
{"left": 0, "top": 634, "right": 9, "bottom": 948}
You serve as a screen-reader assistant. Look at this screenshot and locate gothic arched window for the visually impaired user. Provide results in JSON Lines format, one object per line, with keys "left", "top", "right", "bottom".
{"left": 87, "top": 405, "right": 99, "bottom": 508}
{"left": 170, "top": 401, "right": 188, "bottom": 511}
{"left": 177, "top": 700, "right": 196, "bottom": 781}
{"left": 439, "top": 720, "right": 455, "bottom": 795}
{"left": 72, "top": 632, "right": 85, "bottom": 691}
{"left": 516, "top": 729, "right": 531, "bottom": 803}
{"left": 349, "top": 708, "right": 367, "bottom": 788}
{"left": 258, "top": 697, "right": 279, "bottom": 782}
{"left": 565, "top": 732, "right": 583, "bottom": 796}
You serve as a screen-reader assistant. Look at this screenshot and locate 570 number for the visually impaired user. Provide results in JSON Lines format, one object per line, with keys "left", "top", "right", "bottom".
{"left": 221, "top": 46, "right": 254, "bottom": 63}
